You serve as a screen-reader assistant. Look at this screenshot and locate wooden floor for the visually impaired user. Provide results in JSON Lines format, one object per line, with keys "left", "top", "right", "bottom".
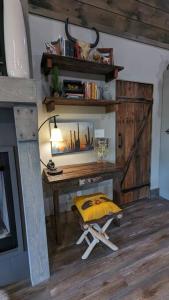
{"left": 5, "top": 197, "right": 169, "bottom": 300}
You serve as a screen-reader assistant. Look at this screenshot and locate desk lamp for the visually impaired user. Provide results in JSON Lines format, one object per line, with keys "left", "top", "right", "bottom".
{"left": 38, "top": 115, "right": 63, "bottom": 175}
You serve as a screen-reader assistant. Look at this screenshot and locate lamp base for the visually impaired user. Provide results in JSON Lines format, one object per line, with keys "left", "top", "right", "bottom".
{"left": 47, "top": 168, "right": 63, "bottom": 176}
{"left": 46, "top": 160, "right": 63, "bottom": 176}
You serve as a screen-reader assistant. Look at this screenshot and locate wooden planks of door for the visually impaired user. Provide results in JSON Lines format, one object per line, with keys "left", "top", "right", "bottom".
{"left": 115, "top": 80, "right": 153, "bottom": 205}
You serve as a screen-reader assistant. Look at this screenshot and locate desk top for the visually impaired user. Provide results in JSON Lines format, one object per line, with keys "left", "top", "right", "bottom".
{"left": 43, "top": 161, "right": 123, "bottom": 184}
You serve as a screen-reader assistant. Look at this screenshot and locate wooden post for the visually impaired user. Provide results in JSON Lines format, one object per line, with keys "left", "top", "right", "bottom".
{"left": 14, "top": 105, "right": 50, "bottom": 286}
{"left": 113, "top": 174, "right": 122, "bottom": 205}
{"left": 53, "top": 190, "right": 62, "bottom": 245}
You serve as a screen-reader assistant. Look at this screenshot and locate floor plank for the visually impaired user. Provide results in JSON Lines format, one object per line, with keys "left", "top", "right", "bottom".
{"left": 5, "top": 198, "right": 169, "bottom": 300}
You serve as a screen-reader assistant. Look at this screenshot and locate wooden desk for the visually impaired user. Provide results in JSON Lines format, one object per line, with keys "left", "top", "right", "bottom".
{"left": 43, "top": 161, "right": 123, "bottom": 244}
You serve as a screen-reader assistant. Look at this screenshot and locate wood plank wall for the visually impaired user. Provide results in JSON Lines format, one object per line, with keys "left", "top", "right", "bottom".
{"left": 29, "top": 0, "right": 169, "bottom": 50}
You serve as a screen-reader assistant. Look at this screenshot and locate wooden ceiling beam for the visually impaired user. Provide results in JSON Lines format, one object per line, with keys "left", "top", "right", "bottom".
{"left": 79, "top": 0, "right": 169, "bottom": 32}
{"left": 29, "top": 0, "right": 169, "bottom": 50}
{"left": 138, "top": 0, "right": 169, "bottom": 14}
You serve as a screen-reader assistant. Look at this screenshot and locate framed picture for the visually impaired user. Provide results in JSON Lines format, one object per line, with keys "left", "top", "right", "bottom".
{"left": 91, "top": 48, "right": 113, "bottom": 65}
{"left": 97, "top": 48, "right": 113, "bottom": 65}
{"left": 50, "top": 120, "right": 94, "bottom": 156}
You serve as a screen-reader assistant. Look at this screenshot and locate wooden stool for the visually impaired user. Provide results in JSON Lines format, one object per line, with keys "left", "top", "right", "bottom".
{"left": 73, "top": 193, "right": 123, "bottom": 260}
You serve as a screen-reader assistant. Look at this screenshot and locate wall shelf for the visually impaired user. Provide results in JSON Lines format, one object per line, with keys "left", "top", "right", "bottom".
{"left": 43, "top": 97, "right": 117, "bottom": 112}
{"left": 41, "top": 53, "right": 124, "bottom": 82}
{"left": 43, "top": 97, "right": 153, "bottom": 112}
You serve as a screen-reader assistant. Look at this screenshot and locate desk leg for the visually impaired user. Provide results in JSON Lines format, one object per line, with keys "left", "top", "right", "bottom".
{"left": 113, "top": 175, "right": 122, "bottom": 205}
{"left": 53, "top": 190, "right": 62, "bottom": 245}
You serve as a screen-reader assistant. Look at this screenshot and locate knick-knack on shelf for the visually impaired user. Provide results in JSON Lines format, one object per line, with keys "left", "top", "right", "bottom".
{"left": 50, "top": 66, "right": 62, "bottom": 97}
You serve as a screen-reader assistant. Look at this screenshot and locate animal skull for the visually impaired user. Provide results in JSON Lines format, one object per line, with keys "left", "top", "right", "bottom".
{"left": 65, "top": 18, "right": 99, "bottom": 60}
{"left": 76, "top": 41, "right": 91, "bottom": 60}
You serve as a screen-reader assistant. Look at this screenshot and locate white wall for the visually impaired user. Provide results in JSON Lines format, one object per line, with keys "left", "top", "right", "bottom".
{"left": 29, "top": 14, "right": 169, "bottom": 213}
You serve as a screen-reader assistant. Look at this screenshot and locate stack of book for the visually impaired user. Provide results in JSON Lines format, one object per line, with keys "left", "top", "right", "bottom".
{"left": 84, "top": 82, "right": 99, "bottom": 100}
{"left": 62, "top": 80, "right": 101, "bottom": 100}
{"left": 61, "top": 38, "right": 74, "bottom": 57}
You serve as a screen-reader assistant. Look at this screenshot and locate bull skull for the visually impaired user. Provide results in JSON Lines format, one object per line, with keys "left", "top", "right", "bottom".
{"left": 65, "top": 18, "right": 99, "bottom": 60}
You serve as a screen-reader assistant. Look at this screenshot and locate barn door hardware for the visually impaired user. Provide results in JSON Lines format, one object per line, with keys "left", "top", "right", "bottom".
{"left": 165, "top": 129, "right": 169, "bottom": 134}
{"left": 122, "top": 182, "right": 150, "bottom": 193}
{"left": 117, "top": 96, "right": 153, "bottom": 103}
{"left": 118, "top": 133, "right": 123, "bottom": 148}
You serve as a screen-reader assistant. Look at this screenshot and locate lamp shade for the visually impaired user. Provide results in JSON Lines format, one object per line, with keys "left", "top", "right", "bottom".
{"left": 50, "top": 127, "right": 63, "bottom": 142}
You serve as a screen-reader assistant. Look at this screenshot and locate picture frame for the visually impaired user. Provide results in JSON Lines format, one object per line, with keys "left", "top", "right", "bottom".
{"left": 97, "top": 48, "right": 113, "bottom": 65}
{"left": 50, "top": 120, "right": 94, "bottom": 156}
{"left": 91, "top": 48, "right": 113, "bottom": 65}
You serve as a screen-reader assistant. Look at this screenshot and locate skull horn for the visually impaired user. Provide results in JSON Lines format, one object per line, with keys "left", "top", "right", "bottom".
{"left": 65, "top": 18, "right": 77, "bottom": 44}
{"left": 65, "top": 18, "right": 100, "bottom": 48}
{"left": 90, "top": 27, "right": 99, "bottom": 48}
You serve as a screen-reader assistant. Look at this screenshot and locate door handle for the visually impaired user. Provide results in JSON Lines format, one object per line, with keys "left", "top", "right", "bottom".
{"left": 118, "top": 133, "right": 123, "bottom": 148}
{"left": 166, "top": 129, "right": 169, "bottom": 134}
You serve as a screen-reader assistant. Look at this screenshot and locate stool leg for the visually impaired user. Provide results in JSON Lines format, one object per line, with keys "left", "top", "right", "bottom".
{"left": 88, "top": 226, "right": 118, "bottom": 252}
{"left": 82, "top": 238, "right": 99, "bottom": 260}
{"left": 76, "top": 229, "right": 89, "bottom": 245}
{"left": 84, "top": 236, "right": 91, "bottom": 245}
{"left": 77, "top": 218, "right": 120, "bottom": 259}
{"left": 101, "top": 218, "right": 114, "bottom": 232}
{"left": 93, "top": 223, "right": 109, "bottom": 240}
{"left": 93, "top": 219, "right": 113, "bottom": 240}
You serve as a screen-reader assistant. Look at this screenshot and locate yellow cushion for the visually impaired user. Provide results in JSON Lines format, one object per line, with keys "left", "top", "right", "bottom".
{"left": 74, "top": 192, "right": 122, "bottom": 222}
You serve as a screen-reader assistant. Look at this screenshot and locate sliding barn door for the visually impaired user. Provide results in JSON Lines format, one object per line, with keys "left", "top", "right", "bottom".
{"left": 116, "top": 80, "right": 153, "bottom": 205}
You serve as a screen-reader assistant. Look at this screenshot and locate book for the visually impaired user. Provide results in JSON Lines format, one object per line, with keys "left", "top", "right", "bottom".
{"left": 61, "top": 38, "right": 75, "bottom": 57}
{"left": 65, "top": 93, "right": 84, "bottom": 99}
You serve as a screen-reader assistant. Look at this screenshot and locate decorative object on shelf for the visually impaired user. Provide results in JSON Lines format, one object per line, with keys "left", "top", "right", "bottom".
{"left": 45, "top": 40, "right": 62, "bottom": 56}
{"left": 38, "top": 115, "right": 63, "bottom": 175}
{"left": 98, "top": 48, "right": 113, "bottom": 65}
{"left": 62, "top": 38, "right": 74, "bottom": 57}
{"left": 3, "top": 0, "right": 30, "bottom": 78}
{"left": 45, "top": 42, "right": 56, "bottom": 55}
{"left": 94, "top": 138, "right": 109, "bottom": 161}
{"left": 103, "top": 80, "right": 116, "bottom": 100}
{"left": 50, "top": 120, "right": 94, "bottom": 155}
{"left": 45, "top": 38, "right": 74, "bottom": 57}
{"left": 94, "top": 129, "right": 109, "bottom": 161}
{"left": 65, "top": 18, "right": 99, "bottom": 61}
{"left": 91, "top": 48, "right": 113, "bottom": 65}
{"left": 51, "top": 39, "right": 62, "bottom": 56}
{"left": 50, "top": 66, "right": 62, "bottom": 97}
{"left": 63, "top": 80, "right": 84, "bottom": 99}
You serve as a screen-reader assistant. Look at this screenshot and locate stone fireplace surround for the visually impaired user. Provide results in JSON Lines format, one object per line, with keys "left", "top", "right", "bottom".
{"left": 0, "top": 77, "right": 49, "bottom": 286}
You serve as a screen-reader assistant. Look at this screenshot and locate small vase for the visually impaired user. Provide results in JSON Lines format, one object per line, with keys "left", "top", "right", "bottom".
{"left": 3, "top": 0, "right": 30, "bottom": 78}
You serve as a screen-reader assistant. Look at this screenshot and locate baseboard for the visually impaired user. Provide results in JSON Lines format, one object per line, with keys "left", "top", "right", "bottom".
{"left": 150, "top": 188, "right": 159, "bottom": 198}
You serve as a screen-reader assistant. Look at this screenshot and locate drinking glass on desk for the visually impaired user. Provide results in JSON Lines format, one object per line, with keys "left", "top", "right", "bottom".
{"left": 94, "top": 138, "right": 109, "bottom": 162}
